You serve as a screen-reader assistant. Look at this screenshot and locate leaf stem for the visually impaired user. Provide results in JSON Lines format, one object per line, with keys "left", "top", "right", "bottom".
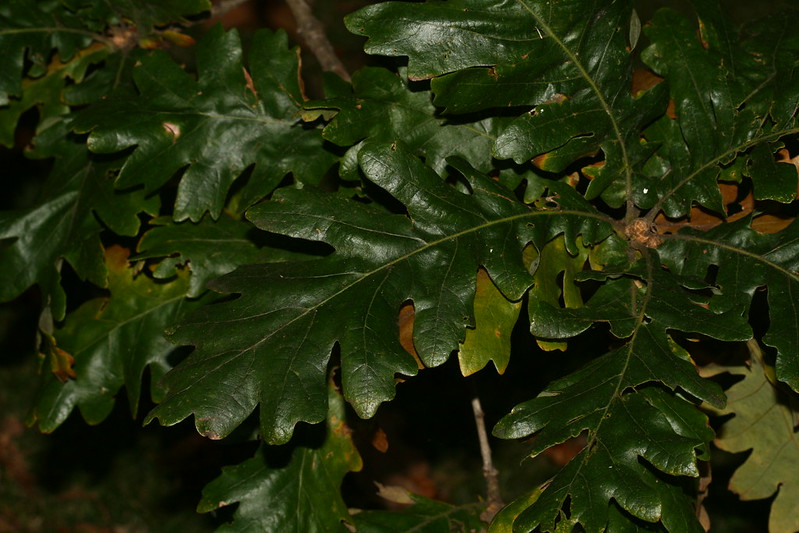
{"left": 644, "top": 126, "right": 799, "bottom": 222}
{"left": 516, "top": 0, "right": 634, "bottom": 224}
{"left": 286, "top": 0, "right": 351, "bottom": 82}
{"left": 0, "top": 27, "right": 113, "bottom": 48}
{"left": 471, "top": 396, "right": 503, "bottom": 521}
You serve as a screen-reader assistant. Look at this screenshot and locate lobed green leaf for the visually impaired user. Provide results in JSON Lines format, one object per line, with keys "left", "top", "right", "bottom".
{"left": 658, "top": 218, "right": 799, "bottom": 391}
{"left": 72, "top": 27, "right": 336, "bottom": 222}
{"left": 306, "top": 66, "right": 516, "bottom": 184}
{"left": 29, "top": 245, "right": 205, "bottom": 431}
{"left": 704, "top": 341, "right": 799, "bottom": 533}
{"left": 146, "top": 142, "right": 614, "bottom": 443}
{"left": 198, "top": 382, "right": 361, "bottom": 531}
{"left": 0, "top": 118, "right": 158, "bottom": 319}
{"left": 135, "top": 214, "right": 274, "bottom": 298}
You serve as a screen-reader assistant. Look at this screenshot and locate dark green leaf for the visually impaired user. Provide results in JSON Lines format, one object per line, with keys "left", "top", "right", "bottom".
{"left": 530, "top": 259, "right": 751, "bottom": 346}
{"left": 72, "top": 27, "right": 336, "bottom": 222}
{"left": 0, "top": 0, "right": 103, "bottom": 105}
{"left": 493, "top": 250, "right": 737, "bottom": 530}
{"left": 640, "top": 7, "right": 799, "bottom": 218}
{"left": 62, "top": 51, "right": 142, "bottom": 106}
{"left": 99, "top": 0, "right": 210, "bottom": 35}
{"left": 197, "top": 382, "right": 361, "bottom": 532}
{"left": 658, "top": 218, "right": 799, "bottom": 391}
{"left": 346, "top": 0, "right": 536, "bottom": 81}
{"left": 0, "top": 118, "right": 158, "bottom": 319}
{"left": 135, "top": 214, "right": 273, "bottom": 298}
{"left": 145, "top": 142, "right": 614, "bottom": 443}
{"left": 527, "top": 234, "right": 590, "bottom": 351}
{"left": 346, "top": 0, "right": 669, "bottom": 210}
{"left": 306, "top": 66, "right": 514, "bottom": 182}
{"left": 0, "top": 0, "right": 206, "bottom": 109}
{"left": 29, "top": 245, "right": 203, "bottom": 431}
{"left": 0, "top": 43, "right": 108, "bottom": 147}
{"left": 496, "top": 383, "right": 711, "bottom": 532}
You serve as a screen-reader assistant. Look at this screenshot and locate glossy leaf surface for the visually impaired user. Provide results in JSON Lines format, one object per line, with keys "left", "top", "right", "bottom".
{"left": 0, "top": 119, "right": 158, "bottom": 320}
{"left": 146, "top": 141, "right": 613, "bottom": 443}
{"left": 347, "top": 0, "right": 668, "bottom": 209}
{"left": 135, "top": 214, "right": 271, "bottom": 298}
{"left": 494, "top": 322, "right": 721, "bottom": 530}
{"left": 197, "top": 383, "right": 361, "bottom": 532}
{"left": 4, "top": 1, "right": 799, "bottom": 531}
{"left": 657, "top": 219, "right": 799, "bottom": 390}
{"left": 72, "top": 27, "right": 336, "bottom": 221}
{"left": 306, "top": 66, "right": 513, "bottom": 181}
{"left": 0, "top": 0, "right": 209, "bottom": 107}
{"left": 0, "top": 0, "right": 101, "bottom": 105}
{"left": 29, "top": 246, "right": 203, "bottom": 431}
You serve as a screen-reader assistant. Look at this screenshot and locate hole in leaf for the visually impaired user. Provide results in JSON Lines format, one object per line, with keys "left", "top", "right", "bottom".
{"left": 703, "top": 263, "right": 719, "bottom": 286}
{"left": 165, "top": 345, "right": 195, "bottom": 368}
{"left": 561, "top": 495, "right": 573, "bottom": 520}
{"left": 156, "top": 163, "right": 190, "bottom": 216}
{"left": 670, "top": 331, "right": 752, "bottom": 369}
{"left": 330, "top": 344, "right": 343, "bottom": 389}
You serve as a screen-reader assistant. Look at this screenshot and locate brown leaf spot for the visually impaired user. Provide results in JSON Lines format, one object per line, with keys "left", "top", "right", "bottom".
{"left": 697, "top": 21, "right": 710, "bottom": 50}
{"left": 532, "top": 152, "right": 549, "bottom": 169}
{"left": 544, "top": 93, "right": 568, "bottom": 105}
{"left": 542, "top": 433, "right": 587, "bottom": 466}
{"left": 104, "top": 244, "right": 131, "bottom": 272}
{"left": 162, "top": 121, "right": 181, "bottom": 141}
{"left": 242, "top": 67, "right": 257, "bottom": 99}
{"left": 398, "top": 301, "right": 424, "bottom": 369}
{"left": 197, "top": 419, "right": 223, "bottom": 440}
{"left": 48, "top": 346, "right": 76, "bottom": 383}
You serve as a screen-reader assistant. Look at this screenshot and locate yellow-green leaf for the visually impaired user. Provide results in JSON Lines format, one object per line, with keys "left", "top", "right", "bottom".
{"left": 709, "top": 341, "right": 799, "bottom": 533}
{"left": 458, "top": 268, "right": 522, "bottom": 376}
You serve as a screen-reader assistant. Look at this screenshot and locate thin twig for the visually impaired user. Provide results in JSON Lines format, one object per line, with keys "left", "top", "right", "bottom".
{"left": 471, "top": 397, "right": 503, "bottom": 521}
{"left": 285, "top": 0, "right": 351, "bottom": 82}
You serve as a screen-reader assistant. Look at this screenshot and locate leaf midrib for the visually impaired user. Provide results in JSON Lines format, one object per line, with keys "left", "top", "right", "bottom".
{"left": 668, "top": 232, "right": 799, "bottom": 282}
{"left": 234, "top": 207, "right": 614, "bottom": 335}
{"left": 516, "top": 0, "right": 634, "bottom": 220}
{"left": 646, "top": 123, "right": 799, "bottom": 219}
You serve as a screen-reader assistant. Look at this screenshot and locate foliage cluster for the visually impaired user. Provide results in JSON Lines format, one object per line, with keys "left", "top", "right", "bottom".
{"left": 2, "top": 0, "right": 799, "bottom": 531}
